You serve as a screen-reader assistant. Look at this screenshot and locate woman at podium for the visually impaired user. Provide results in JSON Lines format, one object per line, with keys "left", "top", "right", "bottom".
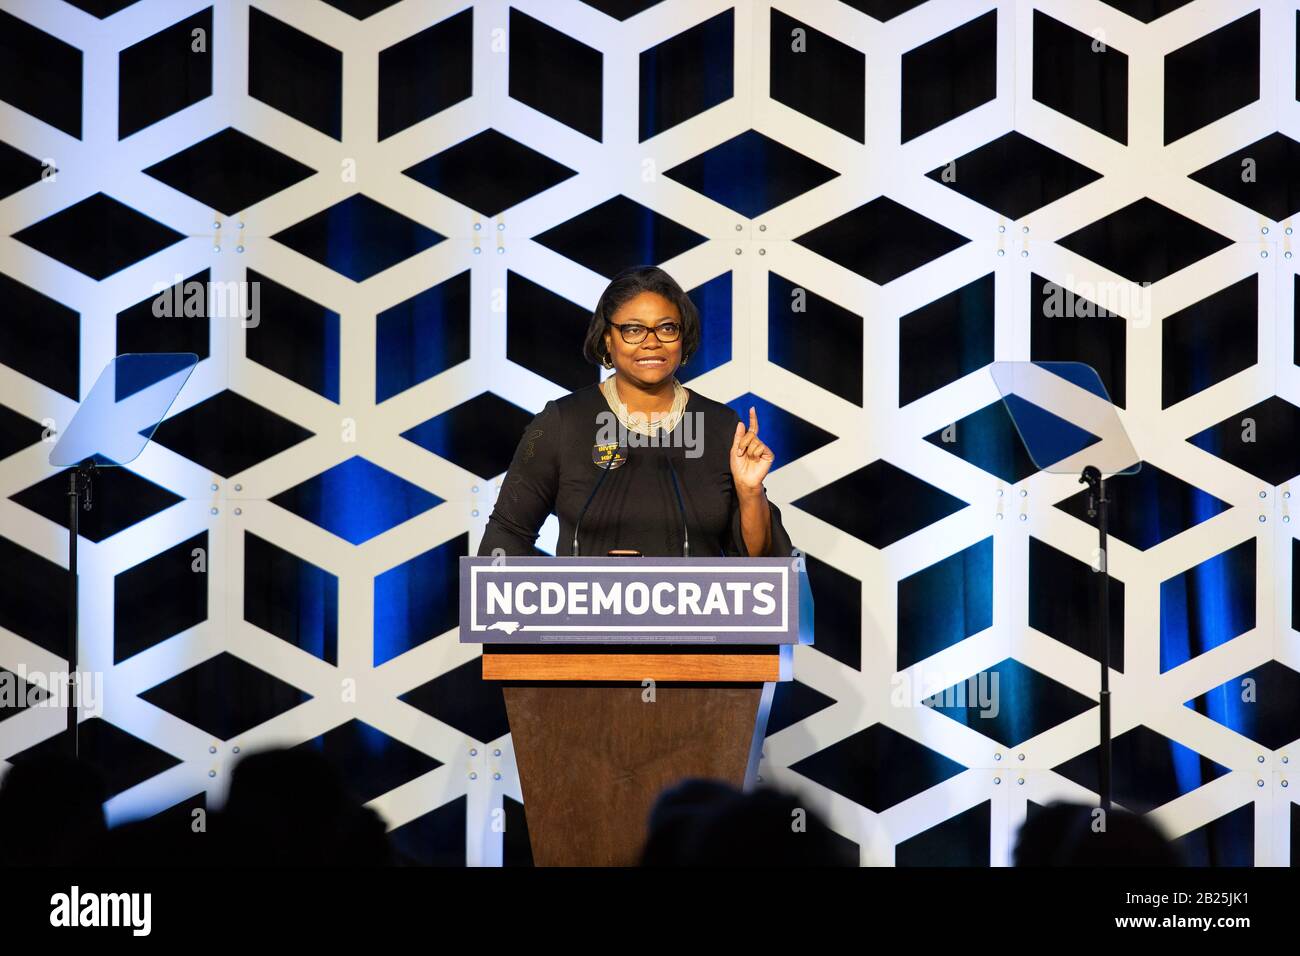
{"left": 478, "top": 265, "right": 794, "bottom": 558}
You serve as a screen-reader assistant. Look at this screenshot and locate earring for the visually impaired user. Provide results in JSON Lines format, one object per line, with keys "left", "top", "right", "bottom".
{"left": 602, "top": 356, "right": 613, "bottom": 369}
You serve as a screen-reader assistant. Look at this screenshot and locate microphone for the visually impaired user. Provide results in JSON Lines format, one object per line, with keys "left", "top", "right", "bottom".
{"left": 573, "top": 445, "right": 625, "bottom": 556}
{"left": 665, "top": 453, "right": 690, "bottom": 558}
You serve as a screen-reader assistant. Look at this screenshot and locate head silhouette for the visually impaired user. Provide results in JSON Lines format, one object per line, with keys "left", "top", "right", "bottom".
{"left": 1013, "top": 801, "right": 1183, "bottom": 866}
{"left": 221, "top": 747, "right": 391, "bottom": 866}
{"left": 641, "top": 778, "right": 856, "bottom": 867}
{"left": 0, "top": 753, "right": 107, "bottom": 866}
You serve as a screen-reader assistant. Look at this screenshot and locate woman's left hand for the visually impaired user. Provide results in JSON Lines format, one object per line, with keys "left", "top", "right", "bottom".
{"left": 731, "top": 406, "right": 775, "bottom": 496}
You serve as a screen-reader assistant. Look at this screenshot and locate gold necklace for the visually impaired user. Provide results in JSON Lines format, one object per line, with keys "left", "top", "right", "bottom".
{"left": 601, "top": 376, "right": 686, "bottom": 436}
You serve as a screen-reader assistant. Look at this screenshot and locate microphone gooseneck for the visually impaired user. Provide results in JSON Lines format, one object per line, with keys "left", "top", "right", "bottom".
{"left": 573, "top": 448, "right": 623, "bottom": 555}
{"left": 665, "top": 453, "right": 690, "bottom": 558}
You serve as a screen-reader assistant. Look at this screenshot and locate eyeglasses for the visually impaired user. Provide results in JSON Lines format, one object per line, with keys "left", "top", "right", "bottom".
{"left": 608, "top": 320, "right": 681, "bottom": 344}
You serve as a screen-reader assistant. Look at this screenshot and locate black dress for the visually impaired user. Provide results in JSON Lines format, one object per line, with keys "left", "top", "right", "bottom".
{"left": 477, "top": 383, "right": 795, "bottom": 558}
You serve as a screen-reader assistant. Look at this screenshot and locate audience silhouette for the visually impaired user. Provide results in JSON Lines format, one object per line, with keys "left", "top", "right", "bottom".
{"left": 0, "top": 747, "right": 392, "bottom": 866}
{"left": 0, "top": 755, "right": 1185, "bottom": 867}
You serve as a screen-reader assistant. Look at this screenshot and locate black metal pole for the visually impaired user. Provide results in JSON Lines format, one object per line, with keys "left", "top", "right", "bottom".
{"left": 66, "top": 469, "right": 79, "bottom": 759}
{"left": 1098, "top": 476, "right": 1111, "bottom": 814}
{"left": 1081, "top": 464, "right": 1112, "bottom": 813}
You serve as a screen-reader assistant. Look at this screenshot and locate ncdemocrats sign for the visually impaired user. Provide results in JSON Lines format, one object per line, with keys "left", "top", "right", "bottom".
{"left": 459, "top": 556, "right": 813, "bottom": 645}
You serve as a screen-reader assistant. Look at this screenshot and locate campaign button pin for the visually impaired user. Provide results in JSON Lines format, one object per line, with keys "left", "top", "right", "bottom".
{"left": 593, "top": 442, "right": 627, "bottom": 469}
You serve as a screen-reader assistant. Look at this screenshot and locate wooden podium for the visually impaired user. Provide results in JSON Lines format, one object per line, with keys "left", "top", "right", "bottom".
{"left": 462, "top": 556, "right": 810, "bottom": 867}
{"left": 486, "top": 644, "right": 790, "bottom": 866}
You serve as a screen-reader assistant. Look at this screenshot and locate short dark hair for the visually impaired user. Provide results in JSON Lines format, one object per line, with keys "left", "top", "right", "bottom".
{"left": 582, "top": 265, "right": 701, "bottom": 368}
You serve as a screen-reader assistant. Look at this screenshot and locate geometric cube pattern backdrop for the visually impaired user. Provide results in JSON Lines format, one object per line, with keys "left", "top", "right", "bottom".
{"left": 2, "top": 0, "right": 1299, "bottom": 865}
